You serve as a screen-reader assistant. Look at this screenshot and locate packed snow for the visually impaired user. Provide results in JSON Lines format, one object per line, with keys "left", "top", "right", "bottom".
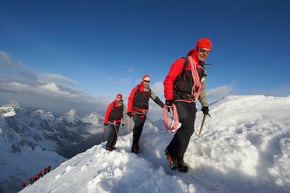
{"left": 19, "top": 95, "right": 290, "bottom": 193}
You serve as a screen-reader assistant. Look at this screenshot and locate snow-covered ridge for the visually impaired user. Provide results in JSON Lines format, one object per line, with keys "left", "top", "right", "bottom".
{"left": 18, "top": 95, "right": 290, "bottom": 193}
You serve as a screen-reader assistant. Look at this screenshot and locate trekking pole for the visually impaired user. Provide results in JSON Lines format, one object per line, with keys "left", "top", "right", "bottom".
{"left": 128, "top": 117, "right": 131, "bottom": 134}
{"left": 101, "top": 122, "right": 117, "bottom": 144}
{"left": 198, "top": 113, "right": 211, "bottom": 138}
{"left": 101, "top": 125, "right": 107, "bottom": 143}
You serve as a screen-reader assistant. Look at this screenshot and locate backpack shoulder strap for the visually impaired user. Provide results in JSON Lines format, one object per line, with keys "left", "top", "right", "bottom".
{"left": 175, "top": 57, "right": 188, "bottom": 80}
{"left": 181, "top": 57, "right": 188, "bottom": 76}
{"left": 174, "top": 57, "right": 188, "bottom": 84}
{"left": 136, "top": 84, "right": 150, "bottom": 93}
{"left": 111, "top": 101, "right": 116, "bottom": 110}
{"left": 134, "top": 84, "right": 141, "bottom": 95}
{"left": 135, "top": 84, "right": 151, "bottom": 97}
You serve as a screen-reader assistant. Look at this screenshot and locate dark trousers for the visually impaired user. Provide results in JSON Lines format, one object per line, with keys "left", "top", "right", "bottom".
{"left": 167, "top": 101, "right": 196, "bottom": 160}
{"left": 106, "top": 123, "right": 120, "bottom": 149}
{"left": 132, "top": 114, "right": 146, "bottom": 145}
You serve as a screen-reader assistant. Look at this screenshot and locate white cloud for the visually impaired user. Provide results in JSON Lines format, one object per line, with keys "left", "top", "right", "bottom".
{"left": 127, "top": 67, "right": 134, "bottom": 72}
{"left": 0, "top": 51, "right": 108, "bottom": 114}
{"left": 150, "top": 81, "right": 234, "bottom": 105}
{"left": 39, "top": 73, "right": 78, "bottom": 85}
{"left": 0, "top": 51, "right": 38, "bottom": 82}
{"left": 151, "top": 81, "right": 164, "bottom": 96}
{"left": 207, "top": 85, "right": 235, "bottom": 103}
{"left": 257, "top": 83, "right": 290, "bottom": 97}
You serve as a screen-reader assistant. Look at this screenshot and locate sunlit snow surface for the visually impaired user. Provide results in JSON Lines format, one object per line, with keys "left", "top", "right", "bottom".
{"left": 20, "top": 95, "right": 290, "bottom": 193}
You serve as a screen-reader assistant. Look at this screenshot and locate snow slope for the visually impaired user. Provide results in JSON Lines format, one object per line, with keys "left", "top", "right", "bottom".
{"left": 19, "top": 95, "right": 290, "bottom": 193}
{"left": 0, "top": 106, "right": 105, "bottom": 193}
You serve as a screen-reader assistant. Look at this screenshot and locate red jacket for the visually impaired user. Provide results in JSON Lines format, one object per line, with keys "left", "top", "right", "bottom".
{"left": 104, "top": 99, "right": 124, "bottom": 124}
{"left": 127, "top": 82, "right": 151, "bottom": 113}
{"left": 164, "top": 49, "right": 200, "bottom": 100}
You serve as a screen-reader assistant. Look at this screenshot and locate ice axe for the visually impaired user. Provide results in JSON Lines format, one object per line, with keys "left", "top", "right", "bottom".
{"left": 198, "top": 113, "right": 211, "bottom": 137}
{"left": 100, "top": 125, "right": 107, "bottom": 143}
{"left": 100, "top": 122, "right": 117, "bottom": 144}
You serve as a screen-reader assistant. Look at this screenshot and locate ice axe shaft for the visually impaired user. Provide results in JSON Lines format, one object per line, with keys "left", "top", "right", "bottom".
{"left": 198, "top": 114, "right": 207, "bottom": 137}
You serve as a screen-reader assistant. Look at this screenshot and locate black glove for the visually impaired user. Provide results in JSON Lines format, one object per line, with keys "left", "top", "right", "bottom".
{"left": 127, "top": 112, "right": 132, "bottom": 118}
{"left": 122, "top": 123, "right": 125, "bottom": 126}
{"left": 104, "top": 123, "right": 108, "bottom": 126}
{"left": 201, "top": 106, "right": 209, "bottom": 115}
{"left": 165, "top": 100, "right": 174, "bottom": 106}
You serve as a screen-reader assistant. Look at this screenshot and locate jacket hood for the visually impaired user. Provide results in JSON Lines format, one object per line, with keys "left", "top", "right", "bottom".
{"left": 187, "top": 48, "right": 200, "bottom": 67}
{"left": 187, "top": 48, "right": 198, "bottom": 57}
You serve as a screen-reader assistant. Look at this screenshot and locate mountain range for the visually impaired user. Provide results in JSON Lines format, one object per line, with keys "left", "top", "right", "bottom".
{"left": 0, "top": 103, "right": 107, "bottom": 193}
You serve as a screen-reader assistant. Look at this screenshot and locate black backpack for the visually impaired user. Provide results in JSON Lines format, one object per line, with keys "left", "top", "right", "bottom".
{"left": 174, "top": 57, "right": 206, "bottom": 94}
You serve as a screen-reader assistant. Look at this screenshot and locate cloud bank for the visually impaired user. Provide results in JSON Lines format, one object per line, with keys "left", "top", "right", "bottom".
{"left": 0, "top": 51, "right": 106, "bottom": 115}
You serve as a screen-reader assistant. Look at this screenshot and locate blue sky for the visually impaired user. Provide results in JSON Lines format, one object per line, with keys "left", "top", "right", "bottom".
{"left": 1, "top": 0, "right": 290, "bottom": 115}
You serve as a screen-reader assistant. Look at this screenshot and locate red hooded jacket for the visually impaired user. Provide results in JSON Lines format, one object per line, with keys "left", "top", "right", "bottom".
{"left": 164, "top": 49, "right": 200, "bottom": 100}
{"left": 104, "top": 99, "right": 124, "bottom": 124}
{"left": 127, "top": 82, "right": 151, "bottom": 113}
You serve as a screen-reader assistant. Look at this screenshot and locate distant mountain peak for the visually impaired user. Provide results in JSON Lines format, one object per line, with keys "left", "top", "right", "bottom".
{"left": 34, "top": 109, "right": 55, "bottom": 120}
{"left": 0, "top": 106, "right": 16, "bottom": 117}
{"left": 64, "top": 109, "right": 80, "bottom": 123}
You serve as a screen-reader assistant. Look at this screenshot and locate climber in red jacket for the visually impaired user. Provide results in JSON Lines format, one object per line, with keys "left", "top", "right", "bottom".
{"left": 127, "top": 75, "right": 164, "bottom": 154}
{"left": 164, "top": 38, "right": 212, "bottom": 172}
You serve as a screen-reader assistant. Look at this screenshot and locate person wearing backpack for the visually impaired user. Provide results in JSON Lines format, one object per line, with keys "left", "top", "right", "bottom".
{"left": 104, "top": 93, "right": 126, "bottom": 151}
{"left": 21, "top": 182, "right": 26, "bottom": 189}
{"left": 29, "top": 177, "right": 34, "bottom": 184}
{"left": 163, "top": 38, "right": 212, "bottom": 172}
{"left": 127, "top": 75, "right": 164, "bottom": 154}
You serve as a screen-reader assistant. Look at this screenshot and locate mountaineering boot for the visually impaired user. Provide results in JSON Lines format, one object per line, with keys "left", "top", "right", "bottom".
{"left": 131, "top": 144, "right": 139, "bottom": 154}
{"left": 176, "top": 160, "right": 188, "bottom": 173}
{"left": 106, "top": 146, "right": 112, "bottom": 151}
{"left": 165, "top": 149, "right": 177, "bottom": 170}
{"left": 105, "top": 146, "right": 117, "bottom": 151}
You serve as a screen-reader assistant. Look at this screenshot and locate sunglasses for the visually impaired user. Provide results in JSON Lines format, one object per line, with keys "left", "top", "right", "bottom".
{"left": 199, "top": 48, "right": 211, "bottom": 54}
{"left": 143, "top": 80, "right": 150, "bottom": 83}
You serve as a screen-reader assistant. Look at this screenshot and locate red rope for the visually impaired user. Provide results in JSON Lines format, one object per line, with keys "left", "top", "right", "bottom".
{"left": 163, "top": 104, "right": 179, "bottom": 133}
{"left": 188, "top": 56, "right": 201, "bottom": 101}
{"left": 131, "top": 111, "right": 167, "bottom": 131}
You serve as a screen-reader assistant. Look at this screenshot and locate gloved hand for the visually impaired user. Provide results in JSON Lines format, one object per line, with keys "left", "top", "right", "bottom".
{"left": 201, "top": 106, "right": 209, "bottom": 115}
{"left": 127, "top": 112, "right": 132, "bottom": 118}
{"left": 122, "top": 123, "right": 125, "bottom": 127}
{"left": 165, "top": 100, "right": 174, "bottom": 106}
{"left": 104, "top": 123, "right": 108, "bottom": 126}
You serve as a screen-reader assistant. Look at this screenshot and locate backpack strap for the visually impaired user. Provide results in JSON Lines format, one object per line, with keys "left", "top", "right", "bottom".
{"left": 135, "top": 84, "right": 151, "bottom": 96}
{"left": 111, "top": 101, "right": 123, "bottom": 109}
{"left": 181, "top": 57, "right": 188, "bottom": 76}
{"left": 112, "top": 101, "right": 116, "bottom": 110}
{"left": 174, "top": 57, "right": 188, "bottom": 82}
